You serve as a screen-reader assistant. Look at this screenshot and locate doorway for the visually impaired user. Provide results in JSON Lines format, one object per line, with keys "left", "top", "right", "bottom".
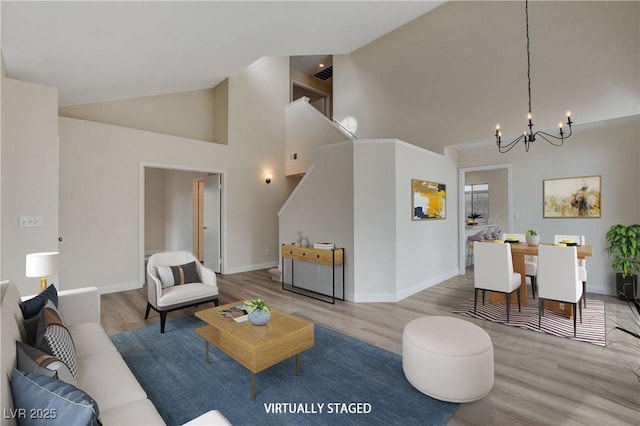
{"left": 292, "top": 83, "right": 330, "bottom": 117}
{"left": 139, "top": 163, "right": 226, "bottom": 285}
{"left": 458, "top": 164, "right": 513, "bottom": 273}
{"left": 193, "top": 174, "right": 222, "bottom": 273}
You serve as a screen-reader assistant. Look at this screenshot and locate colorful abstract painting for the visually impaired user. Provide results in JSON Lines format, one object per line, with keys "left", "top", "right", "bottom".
{"left": 543, "top": 175, "right": 601, "bottom": 218}
{"left": 412, "top": 179, "right": 446, "bottom": 220}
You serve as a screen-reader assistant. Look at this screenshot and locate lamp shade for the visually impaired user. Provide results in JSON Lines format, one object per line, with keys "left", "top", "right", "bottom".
{"left": 25, "top": 252, "right": 59, "bottom": 278}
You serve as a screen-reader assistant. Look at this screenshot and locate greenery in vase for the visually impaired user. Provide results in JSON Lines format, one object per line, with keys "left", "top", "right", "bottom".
{"left": 524, "top": 229, "right": 538, "bottom": 236}
{"left": 605, "top": 224, "right": 640, "bottom": 278}
{"left": 244, "top": 299, "right": 272, "bottom": 313}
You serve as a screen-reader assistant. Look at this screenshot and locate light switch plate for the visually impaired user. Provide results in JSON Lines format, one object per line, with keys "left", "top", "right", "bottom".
{"left": 19, "top": 216, "right": 42, "bottom": 228}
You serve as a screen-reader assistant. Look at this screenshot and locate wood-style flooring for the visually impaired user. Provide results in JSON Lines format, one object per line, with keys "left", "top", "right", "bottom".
{"left": 101, "top": 268, "right": 640, "bottom": 425}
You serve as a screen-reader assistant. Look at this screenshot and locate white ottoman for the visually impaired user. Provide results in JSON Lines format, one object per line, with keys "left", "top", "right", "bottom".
{"left": 402, "top": 316, "right": 494, "bottom": 403}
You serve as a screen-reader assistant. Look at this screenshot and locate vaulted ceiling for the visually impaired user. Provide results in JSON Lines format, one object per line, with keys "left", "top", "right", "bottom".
{"left": 1, "top": 1, "right": 444, "bottom": 106}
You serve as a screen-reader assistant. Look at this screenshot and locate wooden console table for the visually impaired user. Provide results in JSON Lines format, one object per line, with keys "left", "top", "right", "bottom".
{"left": 281, "top": 244, "right": 344, "bottom": 304}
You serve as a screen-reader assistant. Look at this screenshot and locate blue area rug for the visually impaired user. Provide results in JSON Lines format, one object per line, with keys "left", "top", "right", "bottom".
{"left": 110, "top": 316, "right": 458, "bottom": 425}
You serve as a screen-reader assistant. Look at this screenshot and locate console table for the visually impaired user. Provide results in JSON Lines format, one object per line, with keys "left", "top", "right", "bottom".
{"left": 281, "top": 244, "right": 344, "bottom": 304}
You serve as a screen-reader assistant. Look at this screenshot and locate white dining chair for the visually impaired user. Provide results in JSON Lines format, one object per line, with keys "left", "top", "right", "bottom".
{"left": 466, "top": 228, "right": 488, "bottom": 267}
{"left": 554, "top": 234, "right": 588, "bottom": 307}
{"left": 537, "top": 245, "right": 583, "bottom": 337}
{"left": 501, "top": 233, "right": 538, "bottom": 299}
{"left": 473, "top": 241, "right": 521, "bottom": 323}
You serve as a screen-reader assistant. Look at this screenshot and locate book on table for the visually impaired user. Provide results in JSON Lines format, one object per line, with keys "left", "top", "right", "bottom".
{"left": 219, "top": 305, "right": 248, "bottom": 320}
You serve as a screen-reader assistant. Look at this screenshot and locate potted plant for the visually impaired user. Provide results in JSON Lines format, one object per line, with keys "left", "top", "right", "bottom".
{"left": 524, "top": 229, "right": 539, "bottom": 246}
{"left": 467, "top": 213, "right": 482, "bottom": 225}
{"left": 244, "top": 298, "right": 272, "bottom": 326}
{"left": 606, "top": 224, "right": 640, "bottom": 300}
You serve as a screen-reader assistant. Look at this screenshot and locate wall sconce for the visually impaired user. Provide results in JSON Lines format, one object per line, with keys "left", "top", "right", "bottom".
{"left": 265, "top": 173, "right": 272, "bottom": 184}
{"left": 26, "top": 252, "right": 59, "bottom": 291}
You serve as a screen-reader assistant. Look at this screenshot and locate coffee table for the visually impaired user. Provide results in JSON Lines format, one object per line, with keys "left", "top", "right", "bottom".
{"left": 194, "top": 301, "right": 314, "bottom": 400}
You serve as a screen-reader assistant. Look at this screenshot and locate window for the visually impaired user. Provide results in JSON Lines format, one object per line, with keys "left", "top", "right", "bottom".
{"left": 465, "top": 184, "right": 489, "bottom": 222}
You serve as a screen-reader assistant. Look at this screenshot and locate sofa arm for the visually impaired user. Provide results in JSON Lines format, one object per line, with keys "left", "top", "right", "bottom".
{"left": 57, "top": 287, "right": 101, "bottom": 325}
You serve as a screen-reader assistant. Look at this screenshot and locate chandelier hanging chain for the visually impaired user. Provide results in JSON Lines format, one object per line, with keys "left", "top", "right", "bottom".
{"left": 526, "top": 0, "right": 532, "bottom": 116}
{"left": 495, "top": 0, "right": 573, "bottom": 153}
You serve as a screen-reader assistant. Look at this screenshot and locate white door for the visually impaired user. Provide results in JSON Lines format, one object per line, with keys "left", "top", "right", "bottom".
{"left": 203, "top": 174, "right": 221, "bottom": 273}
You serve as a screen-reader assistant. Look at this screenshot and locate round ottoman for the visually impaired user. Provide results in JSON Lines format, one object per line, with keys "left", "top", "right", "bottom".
{"left": 402, "top": 316, "right": 494, "bottom": 403}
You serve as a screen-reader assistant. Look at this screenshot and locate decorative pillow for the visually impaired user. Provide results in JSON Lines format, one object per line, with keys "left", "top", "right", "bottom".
{"left": 157, "top": 261, "right": 200, "bottom": 288}
{"left": 33, "top": 301, "right": 78, "bottom": 380}
{"left": 10, "top": 369, "right": 100, "bottom": 426}
{"left": 16, "top": 341, "right": 75, "bottom": 385}
{"left": 20, "top": 284, "right": 58, "bottom": 319}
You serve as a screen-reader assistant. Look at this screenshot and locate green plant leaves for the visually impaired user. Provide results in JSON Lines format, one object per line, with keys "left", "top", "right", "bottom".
{"left": 606, "top": 224, "right": 640, "bottom": 277}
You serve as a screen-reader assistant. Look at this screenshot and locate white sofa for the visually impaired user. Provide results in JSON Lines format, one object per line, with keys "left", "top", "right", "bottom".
{"left": 1, "top": 280, "right": 230, "bottom": 425}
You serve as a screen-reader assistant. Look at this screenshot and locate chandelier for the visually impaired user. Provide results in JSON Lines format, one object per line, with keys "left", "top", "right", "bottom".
{"left": 495, "top": 0, "right": 573, "bottom": 153}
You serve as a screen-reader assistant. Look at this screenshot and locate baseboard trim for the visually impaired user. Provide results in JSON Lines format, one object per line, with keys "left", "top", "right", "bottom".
{"left": 352, "top": 269, "right": 459, "bottom": 303}
{"left": 99, "top": 281, "right": 142, "bottom": 295}
{"left": 224, "top": 261, "right": 279, "bottom": 275}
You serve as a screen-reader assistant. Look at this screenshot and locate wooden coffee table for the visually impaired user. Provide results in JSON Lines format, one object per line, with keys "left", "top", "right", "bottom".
{"left": 194, "top": 302, "right": 314, "bottom": 400}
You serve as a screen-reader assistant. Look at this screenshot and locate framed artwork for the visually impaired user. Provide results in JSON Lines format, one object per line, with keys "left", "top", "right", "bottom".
{"left": 412, "top": 179, "right": 446, "bottom": 220}
{"left": 543, "top": 175, "right": 601, "bottom": 218}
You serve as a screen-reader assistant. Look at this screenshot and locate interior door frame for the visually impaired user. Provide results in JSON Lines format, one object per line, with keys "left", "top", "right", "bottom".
{"left": 457, "top": 163, "right": 513, "bottom": 274}
{"left": 193, "top": 174, "right": 222, "bottom": 273}
{"left": 138, "top": 162, "right": 227, "bottom": 286}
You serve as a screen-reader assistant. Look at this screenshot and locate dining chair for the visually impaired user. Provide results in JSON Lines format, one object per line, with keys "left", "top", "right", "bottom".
{"left": 466, "top": 228, "right": 488, "bottom": 267}
{"left": 473, "top": 241, "right": 521, "bottom": 323}
{"left": 537, "top": 245, "right": 583, "bottom": 337}
{"left": 554, "top": 234, "right": 588, "bottom": 307}
{"left": 501, "top": 233, "right": 538, "bottom": 299}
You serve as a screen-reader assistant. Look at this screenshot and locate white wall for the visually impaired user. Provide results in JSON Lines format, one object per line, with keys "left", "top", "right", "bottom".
{"left": 285, "top": 97, "right": 350, "bottom": 176}
{"left": 1, "top": 78, "right": 59, "bottom": 294}
{"left": 59, "top": 88, "right": 220, "bottom": 143}
{"left": 280, "top": 139, "right": 459, "bottom": 302}
{"left": 334, "top": 1, "right": 639, "bottom": 154}
{"left": 457, "top": 115, "right": 640, "bottom": 295}
{"left": 352, "top": 141, "right": 396, "bottom": 301}
{"left": 58, "top": 56, "right": 290, "bottom": 293}
{"left": 279, "top": 142, "right": 354, "bottom": 299}
{"left": 394, "top": 143, "right": 459, "bottom": 300}
{"left": 0, "top": 54, "right": 5, "bottom": 280}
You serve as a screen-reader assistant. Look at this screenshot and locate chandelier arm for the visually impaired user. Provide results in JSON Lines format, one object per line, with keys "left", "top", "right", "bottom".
{"left": 497, "top": 134, "right": 527, "bottom": 153}
{"left": 535, "top": 132, "right": 565, "bottom": 147}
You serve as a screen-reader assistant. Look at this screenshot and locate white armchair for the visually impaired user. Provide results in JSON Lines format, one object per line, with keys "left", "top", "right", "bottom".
{"left": 146, "top": 251, "right": 219, "bottom": 333}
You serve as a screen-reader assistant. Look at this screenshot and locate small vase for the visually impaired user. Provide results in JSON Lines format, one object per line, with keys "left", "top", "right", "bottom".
{"left": 248, "top": 310, "right": 271, "bottom": 326}
{"left": 526, "top": 235, "right": 540, "bottom": 246}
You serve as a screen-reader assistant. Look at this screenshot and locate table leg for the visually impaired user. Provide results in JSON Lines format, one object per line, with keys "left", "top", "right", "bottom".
{"left": 250, "top": 373, "right": 255, "bottom": 401}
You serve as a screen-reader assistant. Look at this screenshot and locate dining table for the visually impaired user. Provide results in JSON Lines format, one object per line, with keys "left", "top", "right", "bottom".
{"left": 489, "top": 241, "right": 594, "bottom": 318}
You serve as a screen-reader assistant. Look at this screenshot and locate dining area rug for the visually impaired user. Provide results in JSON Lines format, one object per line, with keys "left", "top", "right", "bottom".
{"left": 453, "top": 296, "right": 605, "bottom": 346}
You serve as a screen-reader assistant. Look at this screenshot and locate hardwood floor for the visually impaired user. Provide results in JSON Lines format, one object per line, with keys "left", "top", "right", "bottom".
{"left": 101, "top": 269, "right": 640, "bottom": 425}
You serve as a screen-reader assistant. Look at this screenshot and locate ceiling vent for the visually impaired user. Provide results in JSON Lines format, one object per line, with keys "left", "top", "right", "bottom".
{"left": 313, "top": 66, "right": 333, "bottom": 81}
